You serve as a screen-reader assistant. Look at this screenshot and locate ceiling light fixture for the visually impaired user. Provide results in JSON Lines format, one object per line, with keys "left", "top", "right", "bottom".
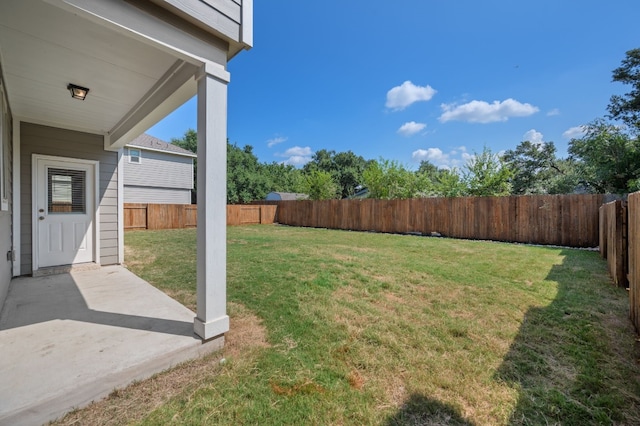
{"left": 67, "top": 83, "right": 89, "bottom": 101}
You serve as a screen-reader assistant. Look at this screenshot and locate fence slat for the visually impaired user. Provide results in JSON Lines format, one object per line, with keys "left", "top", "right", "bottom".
{"left": 628, "top": 193, "right": 640, "bottom": 332}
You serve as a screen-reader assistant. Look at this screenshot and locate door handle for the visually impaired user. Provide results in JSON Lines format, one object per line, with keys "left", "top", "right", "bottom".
{"left": 39, "top": 216, "right": 45, "bottom": 221}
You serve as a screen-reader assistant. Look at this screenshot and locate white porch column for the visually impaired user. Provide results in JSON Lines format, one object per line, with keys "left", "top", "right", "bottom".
{"left": 194, "top": 62, "right": 230, "bottom": 340}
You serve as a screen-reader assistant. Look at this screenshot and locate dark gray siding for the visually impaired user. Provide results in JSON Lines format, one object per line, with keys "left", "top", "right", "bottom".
{"left": 20, "top": 123, "right": 118, "bottom": 275}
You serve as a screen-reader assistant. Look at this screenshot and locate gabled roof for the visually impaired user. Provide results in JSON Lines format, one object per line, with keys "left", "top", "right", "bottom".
{"left": 127, "top": 134, "right": 197, "bottom": 158}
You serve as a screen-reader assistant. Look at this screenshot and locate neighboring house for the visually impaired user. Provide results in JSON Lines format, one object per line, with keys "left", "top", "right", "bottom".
{"left": 125, "top": 134, "right": 196, "bottom": 204}
{"left": 266, "top": 191, "right": 309, "bottom": 201}
{"left": 0, "top": 0, "right": 253, "bottom": 341}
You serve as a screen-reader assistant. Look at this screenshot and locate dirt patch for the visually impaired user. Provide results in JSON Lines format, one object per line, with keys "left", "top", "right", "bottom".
{"left": 51, "top": 303, "right": 269, "bottom": 426}
{"left": 123, "top": 245, "right": 155, "bottom": 269}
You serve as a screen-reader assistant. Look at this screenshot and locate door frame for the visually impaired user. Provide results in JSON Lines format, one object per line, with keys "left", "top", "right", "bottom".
{"left": 31, "top": 154, "right": 100, "bottom": 271}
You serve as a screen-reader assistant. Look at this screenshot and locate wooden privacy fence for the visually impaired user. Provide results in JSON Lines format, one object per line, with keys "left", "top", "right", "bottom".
{"left": 273, "top": 194, "right": 605, "bottom": 247}
{"left": 124, "top": 203, "right": 277, "bottom": 229}
{"left": 627, "top": 193, "right": 640, "bottom": 332}
{"left": 599, "top": 194, "right": 640, "bottom": 332}
{"left": 599, "top": 200, "right": 628, "bottom": 288}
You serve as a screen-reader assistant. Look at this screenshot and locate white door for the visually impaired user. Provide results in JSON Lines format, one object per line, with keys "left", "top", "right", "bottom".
{"left": 34, "top": 156, "right": 96, "bottom": 268}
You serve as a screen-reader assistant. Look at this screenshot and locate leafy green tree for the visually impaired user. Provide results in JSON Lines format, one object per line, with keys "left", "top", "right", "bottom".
{"left": 463, "top": 147, "right": 513, "bottom": 197}
{"left": 227, "top": 143, "right": 270, "bottom": 203}
{"left": 263, "top": 162, "right": 305, "bottom": 194}
{"left": 608, "top": 48, "right": 640, "bottom": 132}
{"left": 302, "top": 170, "right": 339, "bottom": 200}
{"left": 433, "top": 169, "right": 467, "bottom": 197}
{"left": 417, "top": 160, "right": 440, "bottom": 180}
{"left": 303, "top": 149, "right": 368, "bottom": 198}
{"left": 502, "top": 140, "right": 580, "bottom": 195}
{"left": 170, "top": 129, "right": 198, "bottom": 153}
{"left": 568, "top": 119, "right": 640, "bottom": 193}
{"left": 363, "top": 159, "right": 429, "bottom": 199}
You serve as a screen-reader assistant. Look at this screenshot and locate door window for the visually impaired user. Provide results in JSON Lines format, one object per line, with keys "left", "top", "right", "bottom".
{"left": 47, "top": 168, "right": 86, "bottom": 213}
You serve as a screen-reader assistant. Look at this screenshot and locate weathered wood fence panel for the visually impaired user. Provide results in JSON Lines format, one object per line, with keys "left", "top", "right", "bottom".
{"left": 272, "top": 194, "right": 605, "bottom": 247}
{"left": 124, "top": 204, "right": 277, "bottom": 229}
{"left": 627, "top": 193, "right": 640, "bottom": 332}
{"left": 124, "top": 203, "right": 148, "bottom": 230}
{"left": 599, "top": 200, "right": 628, "bottom": 288}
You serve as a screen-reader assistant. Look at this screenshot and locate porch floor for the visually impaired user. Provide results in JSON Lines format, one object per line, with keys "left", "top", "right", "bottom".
{"left": 0, "top": 265, "right": 223, "bottom": 426}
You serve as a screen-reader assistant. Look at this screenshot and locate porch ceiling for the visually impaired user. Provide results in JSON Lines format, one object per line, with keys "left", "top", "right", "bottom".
{"left": 0, "top": 0, "right": 197, "bottom": 139}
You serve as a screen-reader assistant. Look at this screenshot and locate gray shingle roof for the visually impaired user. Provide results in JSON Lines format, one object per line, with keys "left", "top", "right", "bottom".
{"left": 127, "top": 134, "right": 196, "bottom": 157}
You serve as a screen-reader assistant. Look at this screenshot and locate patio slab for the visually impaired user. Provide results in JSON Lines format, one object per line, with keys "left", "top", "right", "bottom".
{"left": 0, "top": 265, "right": 223, "bottom": 426}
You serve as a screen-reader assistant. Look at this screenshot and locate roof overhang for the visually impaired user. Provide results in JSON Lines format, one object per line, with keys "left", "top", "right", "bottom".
{"left": 0, "top": 0, "right": 243, "bottom": 151}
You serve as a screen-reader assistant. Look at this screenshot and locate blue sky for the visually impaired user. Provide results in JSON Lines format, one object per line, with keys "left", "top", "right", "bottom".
{"left": 148, "top": 0, "right": 640, "bottom": 170}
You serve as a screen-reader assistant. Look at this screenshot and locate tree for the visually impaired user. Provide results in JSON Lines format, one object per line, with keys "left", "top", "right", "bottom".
{"left": 463, "top": 147, "right": 513, "bottom": 197}
{"left": 263, "top": 162, "right": 304, "bottom": 194}
{"left": 502, "top": 140, "right": 578, "bottom": 195}
{"left": 302, "top": 170, "right": 339, "bottom": 200}
{"left": 362, "top": 159, "right": 428, "bottom": 199}
{"left": 568, "top": 119, "right": 640, "bottom": 193}
{"left": 303, "top": 149, "right": 368, "bottom": 198}
{"left": 417, "top": 160, "right": 440, "bottom": 179}
{"left": 433, "top": 168, "right": 467, "bottom": 197}
{"left": 608, "top": 48, "right": 640, "bottom": 132}
{"left": 170, "top": 129, "right": 197, "bottom": 153}
{"left": 227, "top": 143, "right": 271, "bottom": 203}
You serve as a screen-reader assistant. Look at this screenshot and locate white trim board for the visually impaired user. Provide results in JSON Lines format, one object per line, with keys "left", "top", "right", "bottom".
{"left": 12, "top": 119, "right": 20, "bottom": 276}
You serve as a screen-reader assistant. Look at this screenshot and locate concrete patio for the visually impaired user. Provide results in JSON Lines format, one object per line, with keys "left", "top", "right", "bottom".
{"left": 0, "top": 265, "right": 223, "bottom": 426}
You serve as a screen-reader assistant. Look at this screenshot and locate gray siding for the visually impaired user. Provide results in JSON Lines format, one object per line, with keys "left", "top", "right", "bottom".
{"left": 123, "top": 148, "right": 193, "bottom": 191}
{"left": 20, "top": 123, "right": 119, "bottom": 275}
{"left": 124, "top": 186, "right": 191, "bottom": 204}
{"left": 154, "top": 0, "right": 242, "bottom": 42}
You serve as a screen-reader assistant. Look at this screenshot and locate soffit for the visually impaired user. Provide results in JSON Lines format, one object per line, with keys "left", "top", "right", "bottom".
{"left": 0, "top": 0, "right": 181, "bottom": 134}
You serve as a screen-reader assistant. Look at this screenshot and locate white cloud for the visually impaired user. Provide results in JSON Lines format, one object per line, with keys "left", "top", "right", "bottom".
{"left": 284, "top": 156, "right": 312, "bottom": 166}
{"left": 386, "top": 81, "right": 437, "bottom": 111}
{"left": 562, "top": 126, "right": 586, "bottom": 139}
{"left": 412, "top": 145, "right": 471, "bottom": 169}
{"left": 397, "top": 121, "right": 426, "bottom": 137}
{"left": 547, "top": 108, "right": 560, "bottom": 116}
{"left": 412, "top": 148, "right": 448, "bottom": 163}
{"left": 281, "top": 146, "right": 312, "bottom": 157}
{"left": 523, "top": 129, "right": 544, "bottom": 144}
{"left": 276, "top": 146, "right": 313, "bottom": 166}
{"left": 438, "top": 98, "right": 539, "bottom": 123}
{"left": 267, "top": 136, "right": 288, "bottom": 148}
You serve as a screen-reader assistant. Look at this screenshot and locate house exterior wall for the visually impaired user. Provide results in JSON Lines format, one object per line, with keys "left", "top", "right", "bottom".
{"left": 0, "top": 75, "right": 12, "bottom": 308}
{"left": 20, "top": 123, "right": 118, "bottom": 275}
{"left": 123, "top": 148, "right": 193, "bottom": 204}
{"left": 152, "top": 0, "right": 244, "bottom": 43}
{"left": 124, "top": 186, "right": 191, "bottom": 204}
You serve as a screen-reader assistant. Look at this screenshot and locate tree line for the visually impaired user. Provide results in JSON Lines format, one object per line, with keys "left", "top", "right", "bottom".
{"left": 172, "top": 48, "right": 640, "bottom": 203}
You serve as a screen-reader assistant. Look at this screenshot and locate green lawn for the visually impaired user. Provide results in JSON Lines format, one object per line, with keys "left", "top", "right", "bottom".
{"left": 59, "top": 226, "right": 640, "bottom": 425}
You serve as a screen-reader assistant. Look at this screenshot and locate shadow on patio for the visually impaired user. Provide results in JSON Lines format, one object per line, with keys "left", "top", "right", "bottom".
{"left": 0, "top": 265, "right": 223, "bottom": 426}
